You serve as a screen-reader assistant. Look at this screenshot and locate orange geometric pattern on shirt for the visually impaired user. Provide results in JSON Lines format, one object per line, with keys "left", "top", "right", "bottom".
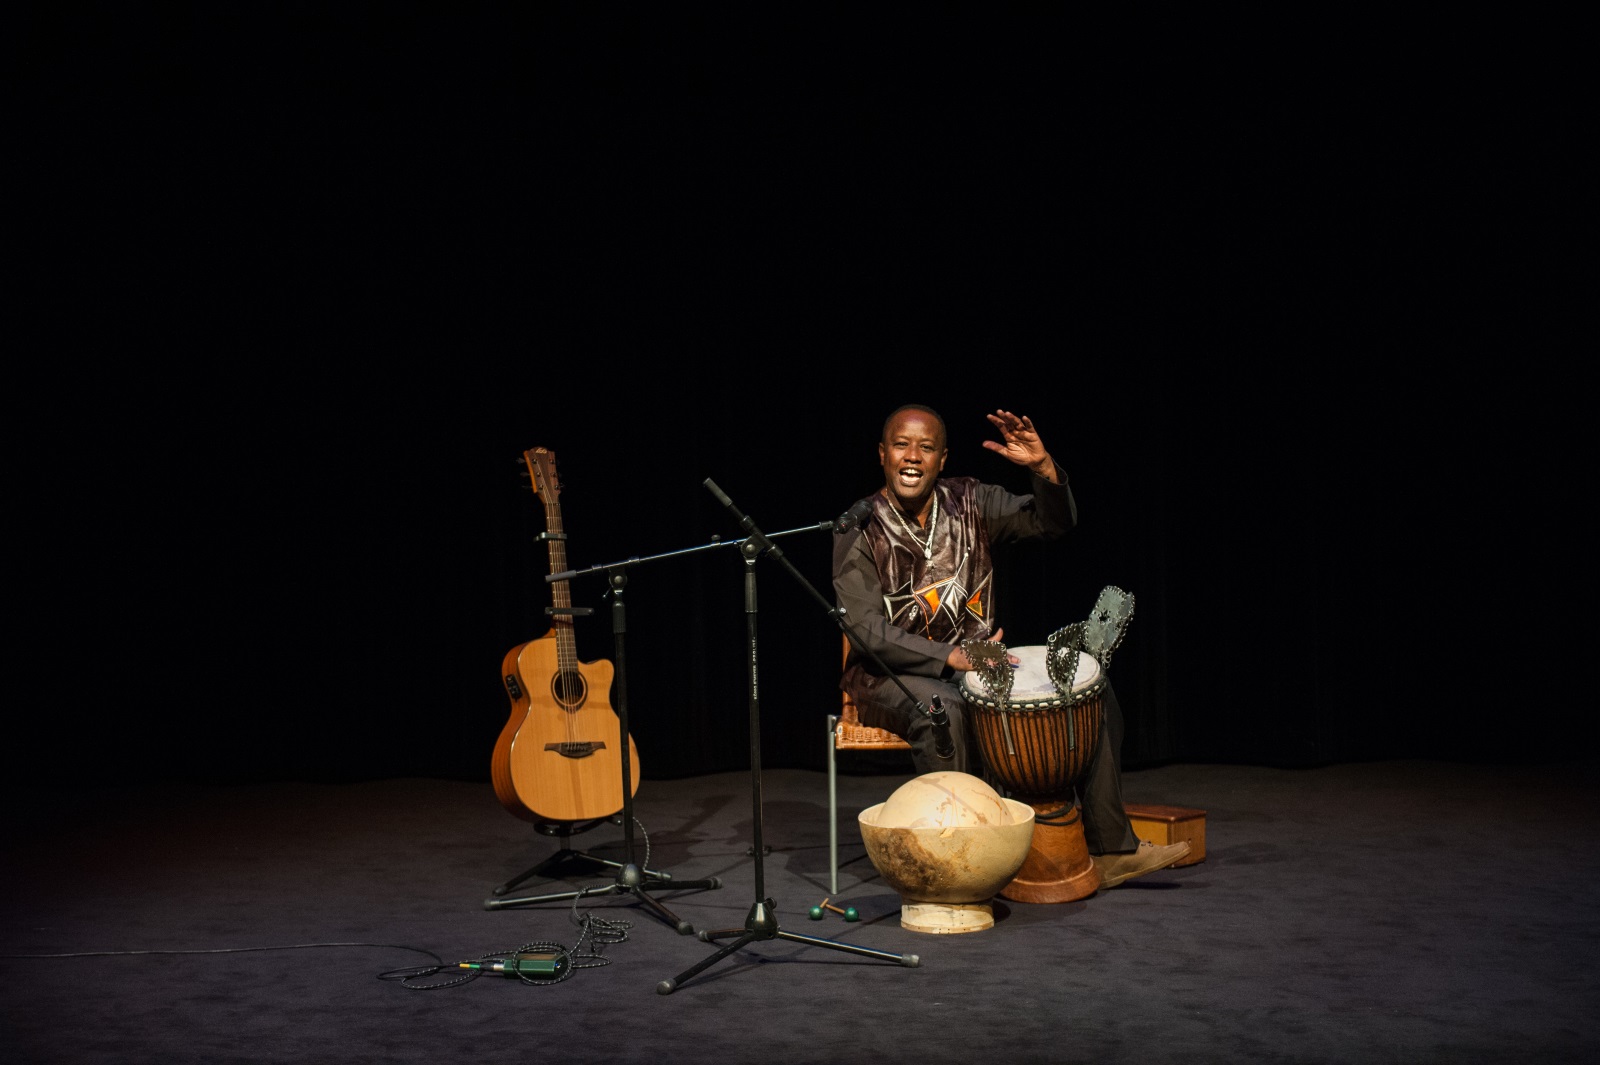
{"left": 913, "top": 580, "right": 986, "bottom": 623}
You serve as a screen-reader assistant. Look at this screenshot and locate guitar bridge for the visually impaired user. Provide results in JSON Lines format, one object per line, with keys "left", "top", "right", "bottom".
{"left": 544, "top": 741, "right": 607, "bottom": 758}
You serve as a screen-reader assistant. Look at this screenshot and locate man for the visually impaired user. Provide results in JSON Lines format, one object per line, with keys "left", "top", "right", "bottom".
{"left": 831, "top": 403, "right": 1187, "bottom": 889}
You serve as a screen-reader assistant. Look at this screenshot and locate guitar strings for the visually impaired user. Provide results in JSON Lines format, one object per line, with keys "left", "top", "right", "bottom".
{"left": 546, "top": 495, "right": 582, "bottom": 745}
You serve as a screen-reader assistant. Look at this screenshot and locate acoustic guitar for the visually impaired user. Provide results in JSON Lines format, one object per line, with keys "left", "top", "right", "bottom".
{"left": 490, "top": 447, "right": 642, "bottom": 824}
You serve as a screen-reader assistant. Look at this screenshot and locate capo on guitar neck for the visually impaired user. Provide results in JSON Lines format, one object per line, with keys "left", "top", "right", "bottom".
{"left": 536, "top": 532, "right": 567, "bottom": 541}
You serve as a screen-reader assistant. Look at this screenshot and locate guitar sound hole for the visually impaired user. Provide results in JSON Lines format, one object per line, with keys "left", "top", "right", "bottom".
{"left": 550, "top": 670, "right": 587, "bottom": 710}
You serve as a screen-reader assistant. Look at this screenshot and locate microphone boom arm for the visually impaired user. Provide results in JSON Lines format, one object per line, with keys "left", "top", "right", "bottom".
{"left": 706, "top": 480, "right": 952, "bottom": 758}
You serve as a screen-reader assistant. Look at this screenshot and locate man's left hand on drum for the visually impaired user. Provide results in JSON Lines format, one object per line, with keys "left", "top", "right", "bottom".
{"left": 946, "top": 627, "right": 1021, "bottom": 671}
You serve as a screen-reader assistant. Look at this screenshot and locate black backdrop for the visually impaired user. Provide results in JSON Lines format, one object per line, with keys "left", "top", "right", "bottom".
{"left": 18, "top": 11, "right": 1583, "bottom": 793}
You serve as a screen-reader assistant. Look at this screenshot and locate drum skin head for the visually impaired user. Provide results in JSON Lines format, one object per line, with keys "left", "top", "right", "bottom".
{"left": 962, "top": 646, "right": 1101, "bottom": 708}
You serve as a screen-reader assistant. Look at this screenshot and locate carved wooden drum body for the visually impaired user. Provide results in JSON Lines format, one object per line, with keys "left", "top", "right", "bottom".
{"left": 961, "top": 644, "right": 1106, "bottom": 904}
{"left": 962, "top": 646, "right": 1105, "bottom": 802}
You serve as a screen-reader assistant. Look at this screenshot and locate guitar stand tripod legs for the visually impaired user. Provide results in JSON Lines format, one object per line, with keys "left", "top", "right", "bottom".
{"left": 481, "top": 791, "right": 721, "bottom": 934}
{"left": 490, "top": 851, "right": 611, "bottom": 898}
{"left": 490, "top": 816, "right": 666, "bottom": 898}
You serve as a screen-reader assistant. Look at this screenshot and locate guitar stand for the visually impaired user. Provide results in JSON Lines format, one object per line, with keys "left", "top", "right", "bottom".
{"left": 658, "top": 484, "right": 921, "bottom": 993}
{"left": 484, "top": 579, "right": 721, "bottom": 934}
{"left": 489, "top": 815, "right": 674, "bottom": 898}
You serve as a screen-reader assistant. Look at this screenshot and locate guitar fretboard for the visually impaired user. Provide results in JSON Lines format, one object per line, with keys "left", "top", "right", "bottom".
{"left": 528, "top": 448, "right": 580, "bottom": 683}
{"left": 542, "top": 493, "right": 578, "bottom": 674}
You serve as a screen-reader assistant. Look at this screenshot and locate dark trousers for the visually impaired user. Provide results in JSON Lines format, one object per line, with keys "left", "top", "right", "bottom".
{"left": 857, "top": 673, "right": 1140, "bottom": 855}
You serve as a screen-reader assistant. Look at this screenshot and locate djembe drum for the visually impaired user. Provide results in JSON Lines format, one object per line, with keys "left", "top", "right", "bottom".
{"left": 961, "top": 631, "right": 1109, "bottom": 903}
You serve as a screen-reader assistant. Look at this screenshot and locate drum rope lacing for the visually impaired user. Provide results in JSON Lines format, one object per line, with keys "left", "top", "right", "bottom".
{"left": 1045, "top": 625, "right": 1085, "bottom": 755}
{"left": 960, "top": 587, "right": 1138, "bottom": 831}
{"left": 967, "top": 636, "right": 1091, "bottom": 823}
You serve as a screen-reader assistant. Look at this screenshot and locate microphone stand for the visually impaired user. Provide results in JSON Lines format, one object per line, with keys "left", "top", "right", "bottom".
{"left": 483, "top": 562, "right": 722, "bottom": 934}
{"left": 657, "top": 481, "right": 933, "bottom": 995}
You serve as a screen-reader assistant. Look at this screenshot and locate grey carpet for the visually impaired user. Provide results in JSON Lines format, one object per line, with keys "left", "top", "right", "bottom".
{"left": 3, "top": 759, "right": 1596, "bottom": 1065}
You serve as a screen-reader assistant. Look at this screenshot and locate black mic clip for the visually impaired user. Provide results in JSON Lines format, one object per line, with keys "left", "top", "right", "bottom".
{"left": 925, "top": 694, "right": 955, "bottom": 760}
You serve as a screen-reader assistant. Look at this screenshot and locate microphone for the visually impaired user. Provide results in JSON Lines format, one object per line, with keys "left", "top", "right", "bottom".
{"left": 702, "top": 478, "right": 733, "bottom": 509}
{"left": 833, "top": 498, "right": 874, "bottom": 533}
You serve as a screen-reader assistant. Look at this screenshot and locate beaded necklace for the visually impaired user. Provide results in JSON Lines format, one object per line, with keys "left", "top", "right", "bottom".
{"left": 890, "top": 493, "right": 939, "bottom": 560}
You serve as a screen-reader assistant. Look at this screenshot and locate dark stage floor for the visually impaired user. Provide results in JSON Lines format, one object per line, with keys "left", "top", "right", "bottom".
{"left": 3, "top": 759, "right": 1597, "bottom": 1065}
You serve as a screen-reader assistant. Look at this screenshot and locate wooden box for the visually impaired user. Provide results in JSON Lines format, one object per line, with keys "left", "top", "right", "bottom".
{"left": 1125, "top": 803, "right": 1206, "bottom": 866}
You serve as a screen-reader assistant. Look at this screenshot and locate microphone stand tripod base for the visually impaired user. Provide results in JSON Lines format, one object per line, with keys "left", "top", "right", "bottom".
{"left": 658, "top": 899, "right": 919, "bottom": 995}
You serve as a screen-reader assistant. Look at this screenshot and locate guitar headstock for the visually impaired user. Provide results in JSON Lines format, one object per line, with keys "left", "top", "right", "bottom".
{"left": 525, "top": 447, "right": 560, "bottom": 503}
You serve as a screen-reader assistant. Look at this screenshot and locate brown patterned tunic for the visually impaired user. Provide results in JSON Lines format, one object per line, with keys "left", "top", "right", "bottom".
{"left": 832, "top": 473, "right": 1076, "bottom": 715}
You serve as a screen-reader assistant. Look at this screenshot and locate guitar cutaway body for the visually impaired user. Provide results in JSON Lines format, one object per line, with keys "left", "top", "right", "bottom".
{"left": 491, "top": 630, "right": 641, "bottom": 824}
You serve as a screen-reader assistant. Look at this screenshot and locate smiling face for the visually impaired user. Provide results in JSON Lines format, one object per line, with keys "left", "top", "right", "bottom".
{"left": 879, "top": 407, "right": 948, "bottom": 519}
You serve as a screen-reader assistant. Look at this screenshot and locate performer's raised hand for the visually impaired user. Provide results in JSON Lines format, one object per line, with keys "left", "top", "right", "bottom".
{"left": 983, "top": 409, "right": 1057, "bottom": 482}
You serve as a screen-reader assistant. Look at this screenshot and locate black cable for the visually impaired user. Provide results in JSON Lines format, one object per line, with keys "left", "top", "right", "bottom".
{"left": 383, "top": 887, "right": 635, "bottom": 990}
{"left": 0, "top": 942, "right": 443, "bottom": 963}
{"left": 5, "top": 816, "right": 652, "bottom": 990}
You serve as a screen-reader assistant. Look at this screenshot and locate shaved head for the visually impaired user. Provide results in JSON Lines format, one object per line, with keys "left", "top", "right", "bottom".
{"left": 881, "top": 404, "right": 947, "bottom": 447}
